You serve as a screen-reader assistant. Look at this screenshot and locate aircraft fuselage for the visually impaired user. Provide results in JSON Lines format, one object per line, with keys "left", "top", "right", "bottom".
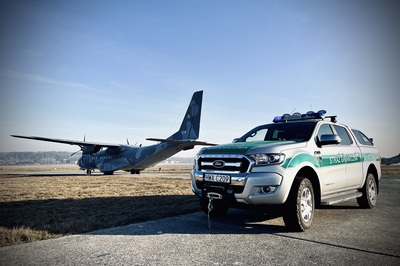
{"left": 77, "top": 141, "right": 187, "bottom": 174}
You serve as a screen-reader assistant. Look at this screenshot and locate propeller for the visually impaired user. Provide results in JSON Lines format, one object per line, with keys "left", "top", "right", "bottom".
{"left": 70, "top": 135, "right": 86, "bottom": 157}
{"left": 70, "top": 149, "right": 82, "bottom": 157}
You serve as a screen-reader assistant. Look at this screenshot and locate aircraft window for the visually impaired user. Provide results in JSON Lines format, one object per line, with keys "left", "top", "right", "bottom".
{"left": 333, "top": 125, "right": 353, "bottom": 145}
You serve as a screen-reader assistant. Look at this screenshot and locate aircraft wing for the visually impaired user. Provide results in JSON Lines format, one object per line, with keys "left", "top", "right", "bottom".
{"left": 146, "top": 138, "right": 217, "bottom": 146}
{"left": 11, "top": 135, "right": 121, "bottom": 148}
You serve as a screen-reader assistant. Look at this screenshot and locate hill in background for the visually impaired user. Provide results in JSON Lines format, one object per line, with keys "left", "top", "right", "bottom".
{"left": 381, "top": 154, "right": 400, "bottom": 165}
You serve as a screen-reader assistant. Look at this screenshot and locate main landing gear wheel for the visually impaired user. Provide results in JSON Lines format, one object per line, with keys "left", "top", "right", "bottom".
{"left": 103, "top": 171, "right": 114, "bottom": 175}
{"left": 283, "top": 177, "right": 315, "bottom": 232}
{"left": 357, "top": 173, "right": 377, "bottom": 208}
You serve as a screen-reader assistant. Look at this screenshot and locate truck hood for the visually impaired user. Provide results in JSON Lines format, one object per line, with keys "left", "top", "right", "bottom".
{"left": 200, "top": 141, "right": 306, "bottom": 155}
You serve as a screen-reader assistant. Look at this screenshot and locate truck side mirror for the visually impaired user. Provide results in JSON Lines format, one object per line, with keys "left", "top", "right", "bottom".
{"left": 319, "top": 134, "right": 341, "bottom": 146}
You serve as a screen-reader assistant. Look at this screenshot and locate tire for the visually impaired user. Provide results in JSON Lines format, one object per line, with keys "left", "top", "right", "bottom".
{"left": 103, "top": 171, "right": 114, "bottom": 175}
{"left": 357, "top": 173, "right": 377, "bottom": 208}
{"left": 283, "top": 177, "right": 315, "bottom": 232}
{"left": 200, "top": 197, "right": 229, "bottom": 217}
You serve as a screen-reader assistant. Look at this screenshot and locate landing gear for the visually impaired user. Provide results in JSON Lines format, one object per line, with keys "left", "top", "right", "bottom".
{"left": 130, "top": 170, "right": 141, "bottom": 174}
{"left": 103, "top": 171, "right": 114, "bottom": 175}
{"left": 86, "top": 169, "right": 92, "bottom": 175}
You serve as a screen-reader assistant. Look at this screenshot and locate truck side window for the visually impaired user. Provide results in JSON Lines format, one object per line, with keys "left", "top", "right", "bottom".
{"left": 352, "top": 129, "right": 373, "bottom": 146}
{"left": 317, "top": 124, "right": 334, "bottom": 142}
{"left": 333, "top": 125, "right": 353, "bottom": 145}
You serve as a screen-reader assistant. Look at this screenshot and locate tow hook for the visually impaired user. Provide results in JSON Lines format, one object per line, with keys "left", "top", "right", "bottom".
{"left": 206, "top": 192, "right": 223, "bottom": 229}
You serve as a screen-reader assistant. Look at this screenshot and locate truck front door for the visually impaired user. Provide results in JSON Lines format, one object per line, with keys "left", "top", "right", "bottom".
{"left": 317, "top": 124, "right": 347, "bottom": 194}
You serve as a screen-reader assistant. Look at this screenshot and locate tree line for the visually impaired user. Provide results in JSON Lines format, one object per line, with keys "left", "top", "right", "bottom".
{"left": 0, "top": 152, "right": 194, "bottom": 165}
{"left": 0, "top": 152, "right": 80, "bottom": 165}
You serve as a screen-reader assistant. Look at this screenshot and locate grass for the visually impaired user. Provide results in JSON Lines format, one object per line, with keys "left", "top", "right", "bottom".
{"left": 381, "top": 164, "right": 400, "bottom": 176}
{"left": 0, "top": 164, "right": 198, "bottom": 247}
{"left": 0, "top": 164, "right": 399, "bottom": 247}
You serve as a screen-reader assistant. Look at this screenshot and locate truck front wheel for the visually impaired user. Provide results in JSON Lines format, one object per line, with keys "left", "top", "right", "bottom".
{"left": 283, "top": 177, "right": 315, "bottom": 232}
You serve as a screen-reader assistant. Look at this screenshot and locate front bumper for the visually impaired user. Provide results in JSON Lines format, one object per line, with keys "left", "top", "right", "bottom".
{"left": 191, "top": 170, "right": 290, "bottom": 205}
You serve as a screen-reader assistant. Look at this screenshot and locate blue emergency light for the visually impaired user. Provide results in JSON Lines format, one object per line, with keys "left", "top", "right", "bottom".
{"left": 273, "top": 110, "right": 328, "bottom": 122}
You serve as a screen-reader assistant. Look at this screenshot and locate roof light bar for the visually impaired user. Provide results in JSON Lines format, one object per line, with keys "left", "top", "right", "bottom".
{"left": 273, "top": 110, "right": 327, "bottom": 122}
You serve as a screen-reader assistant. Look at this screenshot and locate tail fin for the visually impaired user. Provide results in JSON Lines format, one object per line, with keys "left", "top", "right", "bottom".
{"left": 168, "top": 90, "right": 203, "bottom": 140}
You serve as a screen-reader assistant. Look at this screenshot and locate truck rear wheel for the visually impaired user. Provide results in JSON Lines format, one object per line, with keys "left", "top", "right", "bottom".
{"left": 357, "top": 173, "right": 377, "bottom": 208}
{"left": 283, "top": 177, "right": 314, "bottom": 231}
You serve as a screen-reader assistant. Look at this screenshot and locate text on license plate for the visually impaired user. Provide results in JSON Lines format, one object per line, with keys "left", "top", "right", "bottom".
{"left": 204, "top": 174, "right": 231, "bottom": 183}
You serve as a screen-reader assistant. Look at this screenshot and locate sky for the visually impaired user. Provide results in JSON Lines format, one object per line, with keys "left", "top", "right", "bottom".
{"left": 0, "top": 0, "right": 399, "bottom": 158}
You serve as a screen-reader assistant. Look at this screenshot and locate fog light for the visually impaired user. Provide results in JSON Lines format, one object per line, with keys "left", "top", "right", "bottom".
{"left": 261, "top": 186, "right": 276, "bottom": 194}
{"left": 261, "top": 186, "right": 271, "bottom": 193}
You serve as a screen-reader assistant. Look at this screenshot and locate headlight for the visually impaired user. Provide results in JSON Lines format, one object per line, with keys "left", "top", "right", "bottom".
{"left": 249, "top": 153, "right": 285, "bottom": 165}
{"left": 193, "top": 154, "right": 201, "bottom": 170}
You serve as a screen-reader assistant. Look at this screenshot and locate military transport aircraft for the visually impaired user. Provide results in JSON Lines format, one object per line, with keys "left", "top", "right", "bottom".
{"left": 12, "top": 91, "right": 214, "bottom": 175}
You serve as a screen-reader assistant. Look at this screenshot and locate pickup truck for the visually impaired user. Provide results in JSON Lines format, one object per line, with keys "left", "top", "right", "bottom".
{"left": 191, "top": 111, "right": 381, "bottom": 231}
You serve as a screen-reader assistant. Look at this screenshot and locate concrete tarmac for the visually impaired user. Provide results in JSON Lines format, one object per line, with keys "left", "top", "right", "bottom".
{"left": 1, "top": 175, "right": 399, "bottom": 266}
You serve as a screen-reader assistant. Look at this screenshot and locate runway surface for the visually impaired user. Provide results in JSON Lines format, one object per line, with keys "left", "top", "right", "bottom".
{"left": 1, "top": 175, "right": 399, "bottom": 265}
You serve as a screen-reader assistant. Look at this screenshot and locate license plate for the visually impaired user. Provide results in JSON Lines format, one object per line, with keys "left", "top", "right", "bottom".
{"left": 204, "top": 173, "right": 231, "bottom": 184}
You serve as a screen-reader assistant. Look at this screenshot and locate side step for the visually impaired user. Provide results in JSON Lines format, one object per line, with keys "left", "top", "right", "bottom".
{"left": 320, "top": 191, "right": 362, "bottom": 205}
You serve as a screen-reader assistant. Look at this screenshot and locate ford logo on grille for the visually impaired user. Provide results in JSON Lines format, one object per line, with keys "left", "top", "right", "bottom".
{"left": 213, "top": 160, "right": 225, "bottom": 168}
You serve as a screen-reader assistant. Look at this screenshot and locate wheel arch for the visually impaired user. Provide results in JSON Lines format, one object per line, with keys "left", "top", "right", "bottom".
{"left": 296, "top": 166, "right": 321, "bottom": 206}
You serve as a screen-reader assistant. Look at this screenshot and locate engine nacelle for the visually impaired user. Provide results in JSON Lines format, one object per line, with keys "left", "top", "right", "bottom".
{"left": 82, "top": 145, "right": 101, "bottom": 154}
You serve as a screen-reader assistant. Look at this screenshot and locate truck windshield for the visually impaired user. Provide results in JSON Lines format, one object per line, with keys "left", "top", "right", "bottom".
{"left": 237, "top": 122, "right": 317, "bottom": 143}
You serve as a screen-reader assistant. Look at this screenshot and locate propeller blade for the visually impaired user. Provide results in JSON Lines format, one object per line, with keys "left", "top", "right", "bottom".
{"left": 70, "top": 149, "right": 81, "bottom": 157}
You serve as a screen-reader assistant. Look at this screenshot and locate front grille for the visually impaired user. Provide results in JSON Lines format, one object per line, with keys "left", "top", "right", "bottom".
{"left": 198, "top": 155, "right": 252, "bottom": 173}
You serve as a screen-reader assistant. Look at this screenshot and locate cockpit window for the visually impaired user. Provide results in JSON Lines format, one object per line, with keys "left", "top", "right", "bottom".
{"left": 238, "top": 122, "right": 317, "bottom": 143}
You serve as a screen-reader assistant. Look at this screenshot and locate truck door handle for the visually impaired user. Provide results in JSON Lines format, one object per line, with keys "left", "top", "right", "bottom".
{"left": 314, "top": 151, "right": 322, "bottom": 161}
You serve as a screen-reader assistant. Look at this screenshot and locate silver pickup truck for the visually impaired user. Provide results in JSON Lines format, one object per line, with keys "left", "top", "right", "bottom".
{"left": 191, "top": 111, "right": 381, "bottom": 231}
